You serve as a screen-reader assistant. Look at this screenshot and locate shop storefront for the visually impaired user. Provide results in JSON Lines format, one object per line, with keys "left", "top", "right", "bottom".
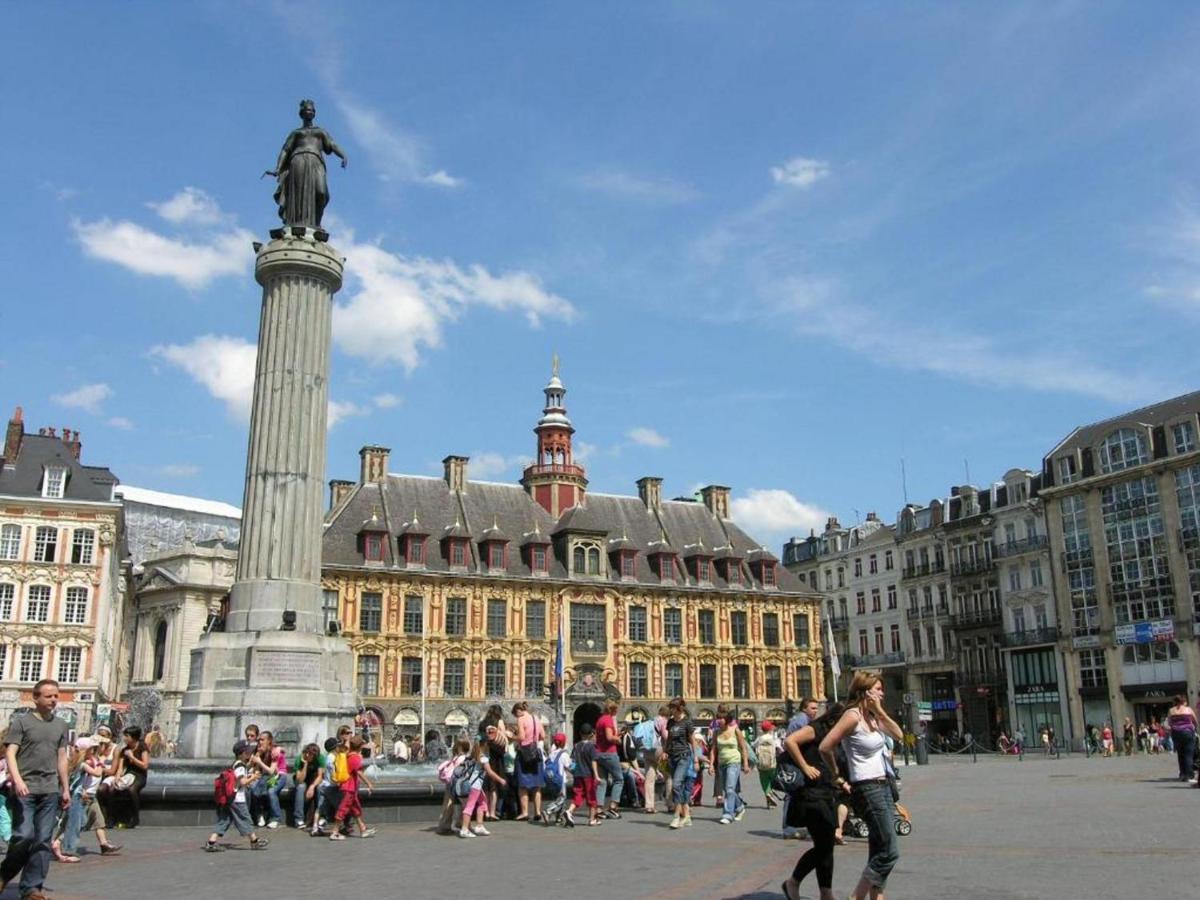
{"left": 1009, "top": 647, "right": 1066, "bottom": 746}
{"left": 924, "top": 673, "right": 959, "bottom": 738}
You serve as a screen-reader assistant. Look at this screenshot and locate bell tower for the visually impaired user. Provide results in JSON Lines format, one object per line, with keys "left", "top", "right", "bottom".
{"left": 521, "top": 354, "right": 588, "bottom": 517}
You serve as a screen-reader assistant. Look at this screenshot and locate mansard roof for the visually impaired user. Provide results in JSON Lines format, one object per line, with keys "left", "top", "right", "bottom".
{"left": 0, "top": 433, "right": 119, "bottom": 503}
{"left": 322, "top": 475, "right": 805, "bottom": 593}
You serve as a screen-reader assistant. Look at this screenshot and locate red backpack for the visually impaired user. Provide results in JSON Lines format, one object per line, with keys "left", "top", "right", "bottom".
{"left": 214, "top": 768, "right": 238, "bottom": 807}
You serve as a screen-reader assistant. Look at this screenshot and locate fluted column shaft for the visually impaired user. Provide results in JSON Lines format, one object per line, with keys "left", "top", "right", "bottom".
{"left": 226, "top": 232, "right": 343, "bottom": 634}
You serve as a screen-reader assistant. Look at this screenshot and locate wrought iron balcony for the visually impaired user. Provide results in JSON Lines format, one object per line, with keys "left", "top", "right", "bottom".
{"left": 950, "top": 607, "right": 1003, "bottom": 629}
{"left": 827, "top": 614, "right": 850, "bottom": 632}
{"left": 844, "top": 651, "right": 907, "bottom": 669}
{"left": 992, "top": 535, "right": 1049, "bottom": 558}
{"left": 1003, "top": 625, "right": 1060, "bottom": 648}
{"left": 907, "top": 603, "right": 951, "bottom": 622}
{"left": 902, "top": 561, "right": 946, "bottom": 579}
{"left": 951, "top": 556, "right": 996, "bottom": 577}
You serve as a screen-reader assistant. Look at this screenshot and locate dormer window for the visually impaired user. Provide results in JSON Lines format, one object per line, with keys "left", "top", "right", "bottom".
{"left": 762, "top": 562, "right": 776, "bottom": 587}
{"left": 406, "top": 535, "right": 426, "bottom": 565}
{"left": 450, "top": 540, "right": 466, "bottom": 567}
{"left": 572, "top": 543, "right": 601, "bottom": 576}
{"left": 487, "top": 543, "right": 506, "bottom": 569}
{"left": 364, "top": 534, "right": 384, "bottom": 561}
{"left": 698, "top": 558, "right": 710, "bottom": 582}
{"left": 533, "top": 545, "right": 548, "bottom": 572}
{"left": 726, "top": 563, "right": 740, "bottom": 585}
{"left": 658, "top": 555, "right": 675, "bottom": 581}
{"left": 621, "top": 553, "right": 635, "bottom": 578}
{"left": 1099, "top": 428, "right": 1148, "bottom": 474}
{"left": 42, "top": 466, "right": 66, "bottom": 499}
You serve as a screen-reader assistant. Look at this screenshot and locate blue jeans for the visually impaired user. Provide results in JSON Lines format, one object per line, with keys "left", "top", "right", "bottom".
{"left": 59, "top": 789, "right": 85, "bottom": 853}
{"left": 1, "top": 792, "right": 60, "bottom": 895}
{"left": 854, "top": 781, "right": 899, "bottom": 888}
{"left": 292, "top": 779, "right": 315, "bottom": 826}
{"left": 594, "top": 752, "right": 623, "bottom": 808}
{"left": 251, "top": 773, "right": 290, "bottom": 824}
{"left": 670, "top": 755, "right": 694, "bottom": 806}
{"left": 721, "top": 763, "right": 745, "bottom": 818}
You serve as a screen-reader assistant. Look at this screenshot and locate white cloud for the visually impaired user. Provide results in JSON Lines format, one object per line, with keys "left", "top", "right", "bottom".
{"left": 577, "top": 168, "right": 698, "bottom": 204}
{"left": 147, "top": 187, "right": 226, "bottom": 226}
{"left": 770, "top": 157, "right": 830, "bottom": 189}
{"left": 469, "top": 452, "right": 520, "bottom": 479}
{"left": 626, "top": 427, "right": 670, "bottom": 449}
{"left": 106, "top": 416, "right": 134, "bottom": 430}
{"left": 336, "top": 96, "right": 462, "bottom": 188}
{"left": 731, "top": 489, "right": 832, "bottom": 537}
{"left": 158, "top": 463, "right": 200, "bottom": 478}
{"left": 333, "top": 239, "right": 576, "bottom": 371}
{"left": 151, "top": 335, "right": 258, "bottom": 419}
{"left": 52, "top": 383, "right": 112, "bottom": 415}
{"left": 151, "top": 335, "right": 377, "bottom": 428}
{"left": 776, "top": 277, "right": 1170, "bottom": 404}
{"left": 423, "top": 170, "right": 463, "bottom": 188}
{"left": 73, "top": 217, "right": 253, "bottom": 290}
{"left": 574, "top": 441, "right": 597, "bottom": 464}
{"left": 373, "top": 393, "right": 402, "bottom": 409}
{"left": 328, "top": 399, "right": 371, "bottom": 428}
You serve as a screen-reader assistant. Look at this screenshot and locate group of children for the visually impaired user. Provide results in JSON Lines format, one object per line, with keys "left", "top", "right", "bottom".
{"left": 206, "top": 724, "right": 377, "bottom": 851}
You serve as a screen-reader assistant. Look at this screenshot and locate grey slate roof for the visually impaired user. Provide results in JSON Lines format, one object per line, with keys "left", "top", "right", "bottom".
{"left": 323, "top": 475, "right": 805, "bottom": 594}
{"left": 1046, "top": 389, "right": 1200, "bottom": 459}
{"left": 0, "top": 434, "right": 119, "bottom": 503}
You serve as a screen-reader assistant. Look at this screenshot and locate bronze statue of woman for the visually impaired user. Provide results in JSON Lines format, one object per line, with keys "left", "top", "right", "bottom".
{"left": 265, "top": 99, "right": 348, "bottom": 228}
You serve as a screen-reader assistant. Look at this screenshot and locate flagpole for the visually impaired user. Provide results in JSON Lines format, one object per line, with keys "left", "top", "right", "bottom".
{"left": 827, "top": 614, "right": 840, "bottom": 704}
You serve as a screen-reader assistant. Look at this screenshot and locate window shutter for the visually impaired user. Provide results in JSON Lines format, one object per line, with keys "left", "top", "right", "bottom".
{"left": 1080, "top": 448, "right": 1094, "bottom": 478}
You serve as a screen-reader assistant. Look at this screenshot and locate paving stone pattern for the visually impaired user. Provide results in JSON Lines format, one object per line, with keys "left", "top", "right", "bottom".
{"left": 15, "top": 752, "right": 1195, "bottom": 900}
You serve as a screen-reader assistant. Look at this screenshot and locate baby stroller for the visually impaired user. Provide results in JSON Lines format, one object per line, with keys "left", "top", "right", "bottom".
{"left": 844, "top": 801, "right": 912, "bottom": 837}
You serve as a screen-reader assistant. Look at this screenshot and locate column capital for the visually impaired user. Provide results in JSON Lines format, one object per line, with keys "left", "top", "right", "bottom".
{"left": 255, "top": 231, "right": 344, "bottom": 291}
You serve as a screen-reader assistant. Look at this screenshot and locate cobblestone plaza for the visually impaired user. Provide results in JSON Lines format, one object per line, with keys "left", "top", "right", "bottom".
{"left": 23, "top": 752, "right": 1194, "bottom": 900}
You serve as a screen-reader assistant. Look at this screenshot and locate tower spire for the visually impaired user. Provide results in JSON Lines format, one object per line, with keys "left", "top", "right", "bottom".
{"left": 521, "top": 356, "right": 588, "bottom": 516}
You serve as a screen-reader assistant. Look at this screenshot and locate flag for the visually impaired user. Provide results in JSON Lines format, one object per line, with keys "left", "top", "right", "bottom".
{"left": 554, "top": 615, "right": 565, "bottom": 698}
{"left": 826, "top": 614, "right": 841, "bottom": 678}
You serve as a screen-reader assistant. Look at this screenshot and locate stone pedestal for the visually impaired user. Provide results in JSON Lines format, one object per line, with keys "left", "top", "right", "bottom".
{"left": 177, "top": 228, "right": 356, "bottom": 758}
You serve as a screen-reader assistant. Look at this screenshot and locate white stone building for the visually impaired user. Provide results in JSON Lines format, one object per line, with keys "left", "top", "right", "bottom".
{"left": 0, "top": 408, "right": 123, "bottom": 732}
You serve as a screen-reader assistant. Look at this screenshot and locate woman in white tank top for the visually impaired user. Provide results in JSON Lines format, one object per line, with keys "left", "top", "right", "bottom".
{"left": 819, "top": 671, "right": 904, "bottom": 900}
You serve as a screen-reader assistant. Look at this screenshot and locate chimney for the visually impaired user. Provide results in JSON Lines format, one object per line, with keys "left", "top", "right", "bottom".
{"left": 443, "top": 455, "right": 469, "bottom": 493}
{"left": 3, "top": 407, "right": 23, "bottom": 464}
{"left": 636, "top": 476, "right": 663, "bottom": 511}
{"left": 865, "top": 511, "right": 878, "bottom": 522}
{"left": 62, "top": 428, "right": 82, "bottom": 461}
{"left": 929, "top": 499, "right": 944, "bottom": 527}
{"left": 824, "top": 516, "right": 841, "bottom": 534}
{"left": 329, "top": 479, "right": 355, "bottom": 511}
{"left": 358, "top": 445, "right": 390, "bottom": 484}
{"left": 699, "top": 484, "right": 730, "bottom": 520}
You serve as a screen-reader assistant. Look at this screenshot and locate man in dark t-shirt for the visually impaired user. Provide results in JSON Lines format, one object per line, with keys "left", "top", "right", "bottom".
{"left": 0, "top": 679, "right": 70, "bottom": 900}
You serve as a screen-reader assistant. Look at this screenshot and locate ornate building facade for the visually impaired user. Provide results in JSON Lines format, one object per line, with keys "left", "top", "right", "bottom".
{"left": 321, "top": 367, "right": 824, "bottom": 738}
{"left": 0, "top": 408, "right": 123, "bottom": 732}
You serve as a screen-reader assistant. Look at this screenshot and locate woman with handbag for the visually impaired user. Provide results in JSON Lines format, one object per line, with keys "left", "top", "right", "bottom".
{"left": 780, "top": 704, "right": 845, "bottom": 900}
{"left": 101, "top": 726, "right": 151, "bottom": 828}
{"left": 512, "top": 701, "right": 546, "bottom": 822}
{"left": 820, "top": 672, "right": 904, "bottom": 900}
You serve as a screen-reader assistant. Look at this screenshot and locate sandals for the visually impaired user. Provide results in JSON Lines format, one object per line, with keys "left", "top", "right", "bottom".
{"left": 781, "top": 880, "right": 800, "bottom": 900}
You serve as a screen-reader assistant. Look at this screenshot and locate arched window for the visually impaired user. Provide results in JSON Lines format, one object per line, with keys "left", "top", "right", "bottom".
{"left": 573, "top": 545, "right": 586, "bottom": 573}
{"left": 587, "top": 547, "right": 600, "bottom": 575}
{"left": 1099, "top": 428, "right": 1148, "bottom": 474}
{"left": 0, "top": 525, "right": 20, "bottom": 561}
{"left": 153, "top": 620, "right": 168, "bottom": 682}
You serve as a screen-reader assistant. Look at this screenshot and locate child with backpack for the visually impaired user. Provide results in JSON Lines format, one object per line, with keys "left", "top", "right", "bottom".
{"left": 456, "top": 729, "right": 507, "bottom": 838}
{"left": 329, "top": 736, "right": 375, "bottom": 840}
{"left": 205, "top": 741, "right": 269, "bottom": 852}
{"left": 435, "top": 737, "right": 472, "bottom": 835}
{"left": 565, "top": 722, "right": 600, "bottom": 827}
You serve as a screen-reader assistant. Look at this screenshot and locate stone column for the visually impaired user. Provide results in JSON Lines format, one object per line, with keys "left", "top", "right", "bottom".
{"left": 226, "top": 230, "right": 342, "bottom": 634}
{"left": 177, "top": 227, "right": 355, "bottom": 759}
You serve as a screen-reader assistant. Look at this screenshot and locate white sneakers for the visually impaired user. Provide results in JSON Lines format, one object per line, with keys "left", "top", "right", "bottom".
{"left": 669, "top": 816, "right": 682, "bottom": 829}
{"left": 719, "top": 816, "right": 732, "bottom": 825}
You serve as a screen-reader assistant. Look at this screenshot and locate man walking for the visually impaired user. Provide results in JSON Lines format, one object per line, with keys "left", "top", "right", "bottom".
{"left": 0, "top": 679, "right": 70, "bottom": 900}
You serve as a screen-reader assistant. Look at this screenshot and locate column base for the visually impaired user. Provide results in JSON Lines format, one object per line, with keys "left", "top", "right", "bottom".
{"left": 176, "top": 629, "right": 355, "bottom": 758}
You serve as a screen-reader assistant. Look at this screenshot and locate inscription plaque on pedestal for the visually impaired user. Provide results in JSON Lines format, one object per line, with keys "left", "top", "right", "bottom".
{"left": 251, "top": 650, "right": 322, "bottom": 686}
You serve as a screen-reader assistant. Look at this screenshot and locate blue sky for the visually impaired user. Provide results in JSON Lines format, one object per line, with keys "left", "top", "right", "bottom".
{"left": 4, "top": 2, "right": 1200, "bottom": 548}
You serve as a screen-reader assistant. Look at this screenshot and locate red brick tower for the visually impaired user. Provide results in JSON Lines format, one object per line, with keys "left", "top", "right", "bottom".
{"left": 521, "top": 355, "right": 588, "bottom": 517}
